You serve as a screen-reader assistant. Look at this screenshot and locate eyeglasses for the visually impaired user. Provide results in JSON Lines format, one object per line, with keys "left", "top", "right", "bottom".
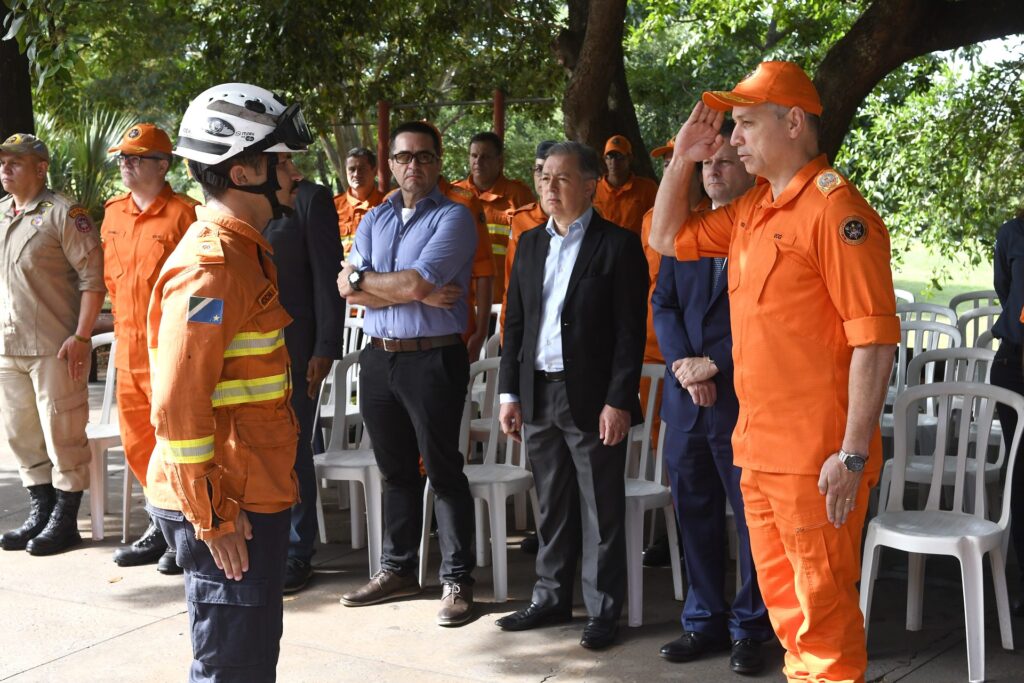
{"left": 391, "top": 151, "right": 438, "bottom": 165}
{"left": 115, "top": 154, "right": 163, "bottom": 167}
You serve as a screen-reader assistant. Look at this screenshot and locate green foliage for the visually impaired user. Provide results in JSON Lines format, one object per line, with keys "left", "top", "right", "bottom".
{"left": 36, "top": 107, "right": 137, "bottom": 221}
{"left": 837, "top": 52, "right": 1024, "bottom": 279}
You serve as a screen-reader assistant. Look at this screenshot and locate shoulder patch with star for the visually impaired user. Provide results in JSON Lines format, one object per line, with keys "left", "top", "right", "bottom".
{"left": 839, "top": 216, "right": 868, "bottom": 246}
{"left": 187, "top": 296, "right": 224, "bottom": 324}
{"left": 815, "top": 170, "right": 845, "bottom": 197}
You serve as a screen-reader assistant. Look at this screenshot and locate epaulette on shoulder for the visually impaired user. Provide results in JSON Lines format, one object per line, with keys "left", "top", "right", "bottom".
{"left": 511, "top": 202, "right": 538, "bottom": 216}
{"left": 104, "top": 192, "right": 130, "bottom": 208}
{"left": 195, "top": 226, "right": 225, "bottom": 265}
{"left": 814, "top": 169, "right": 847, "bottom": 198}
{"left": 448, "top": 185, "right": 473, "bottom": 199}
{"left": 174, "top": 192, "right": 201, "bottom": 208}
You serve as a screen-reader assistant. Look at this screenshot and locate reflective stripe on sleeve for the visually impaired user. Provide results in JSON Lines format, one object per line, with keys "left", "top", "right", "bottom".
{"left": 487, "top": 223, "right": 511, "bottom": 238}
{"left": 161, "top": 435, "right": 215, "bottom": 464}
{"left": 223, "top": 329, "right": 286, "bottom": 358}
{"left": 210, "top": 372, "right": 290, "bottom": 407}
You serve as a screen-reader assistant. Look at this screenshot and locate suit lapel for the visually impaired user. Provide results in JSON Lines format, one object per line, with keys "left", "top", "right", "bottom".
{"left": 564, "top": 216, "right": 605, "bottom": 303}
{"left": 527, "top": 228, "right": 551, "bottom": 323}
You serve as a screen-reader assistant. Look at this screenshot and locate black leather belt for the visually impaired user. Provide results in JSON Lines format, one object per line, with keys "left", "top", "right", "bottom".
{"left": 370, "top": 334, "right": 462, "bottom": 353}
{"left": 536, "top": 370, "right": 566, "bottom": 382}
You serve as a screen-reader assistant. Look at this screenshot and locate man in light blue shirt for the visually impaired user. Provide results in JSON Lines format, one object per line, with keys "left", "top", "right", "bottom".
{"left": 337, "top": 121, "right": 478, "bottom": 626}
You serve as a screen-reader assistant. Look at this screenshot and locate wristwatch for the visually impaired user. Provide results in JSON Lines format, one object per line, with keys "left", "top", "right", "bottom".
{"left": 347, "top": 269, "right": 364, "bottom": 292}
{"left": 838, "top": 449, "right": 867, "bottom": 472}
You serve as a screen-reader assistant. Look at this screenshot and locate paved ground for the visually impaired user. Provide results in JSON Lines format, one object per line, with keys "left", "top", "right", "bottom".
{"left": 1, "top": 386, "right": 1023, "bottom": 681}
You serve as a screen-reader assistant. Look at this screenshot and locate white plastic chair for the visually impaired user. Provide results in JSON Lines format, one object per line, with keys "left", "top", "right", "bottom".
{"left": 884, "top": 320, "right": 961, "bottom": 412}
{"left": 877, "top": 347, "right": 998, "bottom": 513}
{"left": 418, "top": 358, "right": 536, "bottom": 601}
{"left": 949, "top": 290, "right": 999, "bottom": 318}
{"left": 896, "top": 302, "right": 957, "bottom": 327}
{"left": 956, "top": 305, "right": 1001, "bottom": 348}
{"left": 86, "top": 333, "right": 121, "bottom": 541}
{"left": 624, "top": 363, "right": 684, "bottom": 627}
{"left": 894, "top": 288, "right": 915, "bottom": 304}
{"left": 861, "top": 382, "right": 1023, "bottom": 683}
{"left": 490, "top": 303, "right": 502, "bottom": 339}
{"left": 975, "top": 329, "right": 999, "bottom": 351}
{"left": 312, "top": 351, "right": 384, "bottom": 578}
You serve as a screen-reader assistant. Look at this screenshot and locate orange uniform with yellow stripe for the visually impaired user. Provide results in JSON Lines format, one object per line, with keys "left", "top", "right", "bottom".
{"left": 500, "top": 202, "right": 547, "bottom": 337}
{"left": 145, "top": 206, "right": 299, "bottom": 541}
{"left": 102, "top": 183, "right": 197, "bottom": 485}
{"left": 334, "top": 186, "right": 385, "bottom": 256}
{"left": 454, "top": 174, "right": 534, "bottom": 304}
{"left": 439, "top": 178, "right": 494, "bottom": 343}
{"left": 594, "top": 174, "right": 659, "bottom": 235}
{"left": 672, "top": 154, "right": 899, "bottom": 682}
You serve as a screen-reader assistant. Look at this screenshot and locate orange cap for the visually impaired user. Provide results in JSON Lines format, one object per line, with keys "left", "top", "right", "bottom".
{"left": 651, "top": 138, "right": 674, "bottom": 158}
{"left": 108, "top": 123, "right": 173, "bottom": 155}
{"left": 702, "top": 61, "right": 822, "bottom": 116}
{"left": 603, "top": 135, "right": 632, "bottom": 156}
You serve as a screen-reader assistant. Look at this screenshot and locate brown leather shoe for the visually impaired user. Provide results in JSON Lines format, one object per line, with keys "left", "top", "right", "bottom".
{"left": 340, "top": 569, "right": 420, "bottom": 607}
{"left": 436, "top": 581, "right": 473, "bottom": 626}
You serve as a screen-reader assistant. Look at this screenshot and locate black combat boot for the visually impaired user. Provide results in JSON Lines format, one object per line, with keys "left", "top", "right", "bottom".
{"left": 113, "top": 516, "right": 168, "bottom": 567}
{"left": 26, "top": 489, "right": 83, "bottom": 556}
{"left": 1, "top": 483, "right": 57, "bottom": 550}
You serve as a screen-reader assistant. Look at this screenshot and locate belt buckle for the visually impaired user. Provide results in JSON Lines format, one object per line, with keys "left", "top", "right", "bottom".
{"left": 381, "top": 338, "right": 398, "bottom": 352}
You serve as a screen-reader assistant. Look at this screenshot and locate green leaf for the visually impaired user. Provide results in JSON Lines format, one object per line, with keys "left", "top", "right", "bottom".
{"left": 3, "top": 13, "right": 26, "bottom": 41}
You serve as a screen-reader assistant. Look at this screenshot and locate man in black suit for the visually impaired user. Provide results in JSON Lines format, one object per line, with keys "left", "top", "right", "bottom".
{"left": 495, "top": 141, "right": 648, "bottom": 649}
{"left": 263, "top": 179, "right": 346, "bottom": 593}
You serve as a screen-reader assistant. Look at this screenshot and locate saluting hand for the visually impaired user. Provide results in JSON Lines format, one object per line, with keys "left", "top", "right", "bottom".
{"left": 675, "top": 102, "right": 726, "bottom": 163}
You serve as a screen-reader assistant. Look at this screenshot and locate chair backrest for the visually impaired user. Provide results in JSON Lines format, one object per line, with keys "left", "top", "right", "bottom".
{"left": 461, "top": 357, "right": 505, "bottom": 463}
{"left": 975, "top": 329, "right": 999, "bottom": 351}
{"left": 894, "top": 288, "right": 915, "bottom": 304}
{"left": 90, "top": 332, "right": 117, "bottom": 424}
{"left": 896, "top": 302, "right": 957, "bottom": 327}
{"left": 490, "top": 303, "right": 503, "bottom": 339}
{"left": 889, "top": 382, "right": 1024, "bottom": 529}
{"left": 483, "top": 331, "right": 501, "bottom": 359}
{"left": 956, "top": 305, "right": 1001, "bottom": 348}
{"left": 949, "top": 289, "right": 999, "bottom": 317}
{"left": 906, "top": 347, "right": 996, "bottom": 388}
{"left": 342, "top": 305, "right": 370, "bottom": 356}
{"left": 890, "top": 321, "right": 962, "bottom": 399}
{"left": 626, "top": 363, "right": 666, "bottom": 482}
{"left": 325, "top": 351, "right": 366, "bottom": 451}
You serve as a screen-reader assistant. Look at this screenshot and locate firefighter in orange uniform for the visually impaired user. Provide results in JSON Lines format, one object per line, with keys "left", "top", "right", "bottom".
{"left": 454, "top": 131, "right": 534, "bottom": 305}
{"left": 441, "top": 177, "right": 494, "bottom": 359}
{"left": 334, "top": 146, "right": 384, "bottom": 256}
{"left": 649, "top": 62, "right": 899, "bottom": 683}
{"left": 593, "top": 135, "right": 659, "bottom": 235}
{"left": 146, "top": 83, "right": 311, "bottom": 682}
{"left": 103, "top": 123, "right": 197, "bottom": 572}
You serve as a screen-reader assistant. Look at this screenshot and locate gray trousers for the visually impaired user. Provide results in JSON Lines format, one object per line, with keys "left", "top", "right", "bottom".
{"left": 525, "top": 379, "right": 626, "bottom": 620}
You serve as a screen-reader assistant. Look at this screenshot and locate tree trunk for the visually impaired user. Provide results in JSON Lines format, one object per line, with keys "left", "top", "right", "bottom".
{"left": 558, "top": 0, "right": 655, "bottom": 178}
{"left": 0, "top": 38, "right": 33, "bottom": 139}
{"left": 817, "top": 0, "right": 1024, "bottom": 159}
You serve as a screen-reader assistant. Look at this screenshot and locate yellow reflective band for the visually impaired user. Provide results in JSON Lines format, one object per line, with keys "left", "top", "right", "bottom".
{"left": 148, "top": 347, "right": 158, "bottom": 372}
{"left": 223, "top": 329, "right": 285, "bottom": 358}
{"left": 211, "top": 372, "right": 289, "bottom": 408}
{"left": 492, "top": 244, "right": 507, "bottom": 256}
{"left": 161, "top": 435, "right": 215, "bottom": 464}
{"left": 487, "top": 223, "right": 511, "bottom": 238}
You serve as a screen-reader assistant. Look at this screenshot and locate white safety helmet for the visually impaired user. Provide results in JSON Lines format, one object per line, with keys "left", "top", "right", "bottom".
{"left": 174, "top": 82, "right": 312, "bottom": 165}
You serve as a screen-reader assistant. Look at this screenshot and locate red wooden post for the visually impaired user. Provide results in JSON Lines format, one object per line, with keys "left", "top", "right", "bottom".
{"left": 492, "top": 89, "right": 505, "bottom": 139}
{"left": 377, "top": 100, "right": 390, "bottom": 193}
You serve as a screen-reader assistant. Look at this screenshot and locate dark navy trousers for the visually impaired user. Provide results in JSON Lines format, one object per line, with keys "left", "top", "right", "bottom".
{"left": 663, "top": 421, "right": 772, "bottom": 641}
{"left": 152, "top": 506, "right": 290, "bottom": 683}
{"left": 284, "top": 318, "right": 320, "bottom": 562}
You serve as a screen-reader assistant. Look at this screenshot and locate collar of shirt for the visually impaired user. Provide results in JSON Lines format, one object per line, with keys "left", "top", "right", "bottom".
{"left": 461, "top": 174, "right": 507, "bottom": 203}
{"left": 601, "top": 175, "right": 635, "bottom": 194}
{"left": 4, "top": 187, "right": 51, "bottom": 217}
{"left": 122, "top": 182, "right": 174, "bottom": 216}
{"left": 384, "top": 184, "right": 445, "bottom": 218}
{"left": 195, "top": 205, "right": 274, "bottom": 254}
{"left": 760, "top": 154, "right": 830, "bottom": 209}
{"left": 346, "top": 186, "right": 381, "bottom": 210}
{"left": 544, "top": 206, "right": 593, "bottom": 238}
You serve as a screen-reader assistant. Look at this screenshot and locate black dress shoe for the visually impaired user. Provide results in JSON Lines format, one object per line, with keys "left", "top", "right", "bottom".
{"left": 520, "top": 533, "right": 538, "bottom": 555}
{"left": 729, "top": 638, "right": 765, "bottom": 675}
{"left": 642, "top": 534, "right": 671, "bottom": 567}
{"left": 660, "top": 631, "right": 729, "bottom": 662}
{"left": 580, "top": 617, "right": 618, "bottom": 650}
{"left": 284, "top": 557, "right": 314, "bottom": 594}
{"left": 495, "top": 602, "right": 572, "bottom": 631}
{"left": 156, "top": 547, "right": 182, "bottom": 575}
{"left": 113, "top": 520, "right": 168, "bottom": 567}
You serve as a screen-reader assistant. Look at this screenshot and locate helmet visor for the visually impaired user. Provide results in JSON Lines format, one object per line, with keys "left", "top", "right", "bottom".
{"left": 274, "top": 103, "right": 313, "bottom": 151}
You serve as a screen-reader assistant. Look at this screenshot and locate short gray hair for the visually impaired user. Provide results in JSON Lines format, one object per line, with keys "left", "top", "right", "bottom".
{"left": 544, "top": 141, "right": 600, "bottom": 180}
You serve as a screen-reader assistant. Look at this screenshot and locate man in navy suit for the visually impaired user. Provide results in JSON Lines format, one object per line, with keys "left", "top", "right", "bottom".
{"left": 652, "top": 123, "right": 772, "bottom": 675}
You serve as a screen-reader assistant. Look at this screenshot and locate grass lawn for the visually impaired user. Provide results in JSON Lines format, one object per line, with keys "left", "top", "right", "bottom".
{"left": 891, "top": 243, "right": 995, "bottom": 306}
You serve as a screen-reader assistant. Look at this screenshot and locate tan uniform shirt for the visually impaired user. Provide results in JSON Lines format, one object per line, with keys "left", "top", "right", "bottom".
{"left": 0, "top": 189, "right": 104, "bottom": 355}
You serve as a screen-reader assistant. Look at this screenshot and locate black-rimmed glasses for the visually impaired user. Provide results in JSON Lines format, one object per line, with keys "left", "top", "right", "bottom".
{"left": 115, "top": 154, "right": 163, "bottom": 167}
{"left": 391, "top": 151, "right": 438, "bottom": 165}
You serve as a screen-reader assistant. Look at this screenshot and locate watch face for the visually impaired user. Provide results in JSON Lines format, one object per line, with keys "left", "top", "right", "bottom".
{"left": 348, "top": 271, "right": 361, "bottom": 284}
{"left": 844, "top": 456, "right": 865, "bottom": 472}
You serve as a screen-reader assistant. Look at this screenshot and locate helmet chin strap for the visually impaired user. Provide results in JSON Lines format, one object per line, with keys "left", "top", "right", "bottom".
{"left": 188, "top": 155, "right": 293, "bottom": 219}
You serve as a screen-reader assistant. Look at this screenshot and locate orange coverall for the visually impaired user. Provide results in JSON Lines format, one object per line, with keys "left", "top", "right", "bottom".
{"left": 145, "top": 207, "right": 299, "bottom": 540}
{"left": 500, "top": 201, "right": 547, "bottom": 337}
{"left": 439, "top": 178, "right": 494, "bottom": 345}
{"left": 101, "top": 184, "right": 196, "bottom": 485}
{"left": 672, "top": 155, "right": 899, "bottom": 683}
{"left": 454, "top": 174, "right": 534, "bottom": 304}
{"left": 594, "top": 174, "right": 659, "bottom": 235}
{"left": 335, "top": 186, "right": 385, "bottom": 256}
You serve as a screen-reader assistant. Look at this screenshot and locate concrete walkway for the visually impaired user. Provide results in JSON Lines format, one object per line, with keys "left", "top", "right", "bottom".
{"left": 0, "top": 387, "right": 1022, "bottom": 681}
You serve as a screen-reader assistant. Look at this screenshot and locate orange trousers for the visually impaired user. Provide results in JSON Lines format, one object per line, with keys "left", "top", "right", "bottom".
{"left": 115, "top": 369, "right": 156, "bottom": 487}
{"left": 741, "top": 467, "right": 877, "bottom": 683}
